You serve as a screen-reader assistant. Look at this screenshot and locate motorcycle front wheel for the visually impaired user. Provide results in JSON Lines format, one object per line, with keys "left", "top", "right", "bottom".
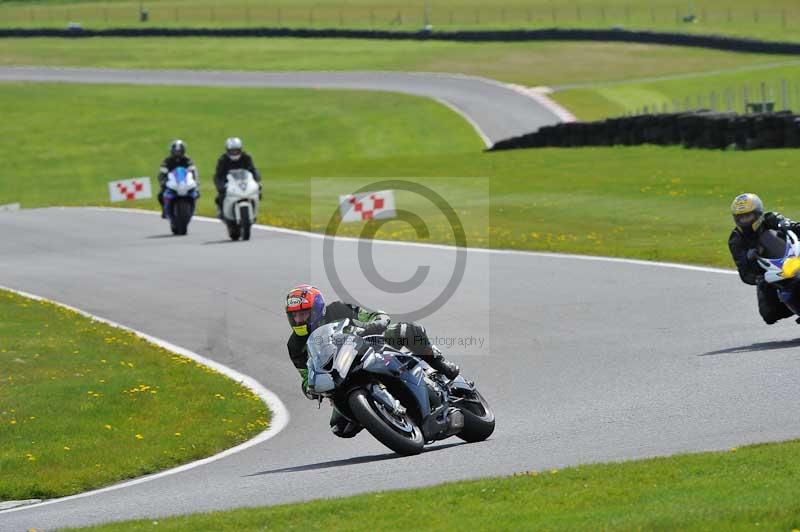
{"left": 226, "top": 220, "right": 241, "bottom": 241}
{"left": 240, "top": 204, "right": 252, "bottom": 241}
{"left": 174, "top": 199, "right": 193, "bottom": 235}
{"left": 348, "top": 388, "right": 424, "bottom": 456}
{"left": 457, "top": 390, "right": 495, "bottom": 443}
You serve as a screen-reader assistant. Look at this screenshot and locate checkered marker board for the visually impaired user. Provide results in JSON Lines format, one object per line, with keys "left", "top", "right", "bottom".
{"left": 108, "top": 178, "right": 152, "bottom": 202}
{"left": 339, "top": 190, "right": 396, "bottom": 223}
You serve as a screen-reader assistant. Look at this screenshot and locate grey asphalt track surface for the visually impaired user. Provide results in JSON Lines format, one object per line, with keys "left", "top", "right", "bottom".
{"left": 3, "top": 208, "right": 800, "bottom": 530}
{"left": 0, "top": 66, "right": 563, "bottom": 144}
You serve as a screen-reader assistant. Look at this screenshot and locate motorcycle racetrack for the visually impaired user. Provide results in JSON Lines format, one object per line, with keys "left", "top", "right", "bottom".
{"left": 2, "top": 68, "right": 800, "bottom": 530}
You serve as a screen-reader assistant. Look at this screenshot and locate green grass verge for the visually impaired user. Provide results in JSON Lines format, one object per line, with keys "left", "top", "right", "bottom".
{"left": 3, "top": 0, "right": 800, "bottom": 43}
{"left": 0, "top": 289, "right": 269, "bottom": 500}
{"left": 552, "top": 62, "right": 800, "bottom": 120}
{"left": 3, "top": 82, "right": 800, "bottom": 268}
{"left": 0, "top": 38, "right": 781, "bottom": 88}
{"left": 71, "top": 439, "right": 800, "bottom": 531}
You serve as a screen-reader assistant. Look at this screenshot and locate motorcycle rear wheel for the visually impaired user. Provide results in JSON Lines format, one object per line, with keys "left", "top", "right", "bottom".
{"left": 457, "top": 390, "right": 495, "bottom": 443}
{"left": 348, "top": 388, "right": 424, "bottom": 456}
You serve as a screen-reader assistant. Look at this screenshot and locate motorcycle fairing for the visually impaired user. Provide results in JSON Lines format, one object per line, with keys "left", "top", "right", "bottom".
{"left": 757, "top": 230, "right": 800, "bottom": 284}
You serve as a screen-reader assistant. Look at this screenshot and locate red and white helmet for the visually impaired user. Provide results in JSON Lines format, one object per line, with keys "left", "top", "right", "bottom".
{"left": 285, "top": 285, "right": 326, "bottom": 336}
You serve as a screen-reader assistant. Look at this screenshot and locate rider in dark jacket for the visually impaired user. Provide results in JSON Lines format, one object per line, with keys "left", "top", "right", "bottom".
{"left": 157, "top": 140, "right": 197, "bottom": 218}
{"left": 213, "top": 137, "right": 261, "bottom": 216}
{"left": 728, "top": 193, "right": 800, "bottom": 324}
{"left": 285, "top": 284, "right": 460, "bottom": 438}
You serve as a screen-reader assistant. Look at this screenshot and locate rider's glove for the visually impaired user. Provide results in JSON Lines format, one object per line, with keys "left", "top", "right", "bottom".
{"left": 302, "top": 382, "right": 318, "bottom": 401}
{"left": 746, "top": 248, "right": 758, "bottom": 262}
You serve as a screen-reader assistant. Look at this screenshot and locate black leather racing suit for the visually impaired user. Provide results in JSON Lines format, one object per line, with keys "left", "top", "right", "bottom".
{"left": 213, "top": 152, "right": 261, "bottom": 213}
{"left": 157, "top": 155, "right": 197, "bottom": 209}
{"left": 728, "top": 211, "right": 800, "bottom": 324}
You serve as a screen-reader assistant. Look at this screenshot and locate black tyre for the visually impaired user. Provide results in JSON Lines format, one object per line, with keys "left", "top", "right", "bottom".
{"left": 457, "top": 390, "right": 495, "bottom": 443}
{"left": 227, "top": 221, "right": 241, "bottom": 241}
{"left": 240, "top": 204, "right": 252, "bottom": 241}
{"left": 348, "top": 388, "right": 424, "bottom": 456}
{"left": 175, "top": 199, "right": 193, "bottom": 236}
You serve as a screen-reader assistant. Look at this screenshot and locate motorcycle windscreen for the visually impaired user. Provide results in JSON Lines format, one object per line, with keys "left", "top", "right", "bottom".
{"left": 332, "top": 333, "right": 363, "bottom": 378}
{"left": 228, "top": 169, "right": 251, "bottom": 181}
{"left": 306, "top": 322, "right": 339, "bottom": 371}
{"left": 760, "top": 229, "right": 789, "bottom": 260}
{"left": 172, "top": 167, "right": 187, "bottom": 183}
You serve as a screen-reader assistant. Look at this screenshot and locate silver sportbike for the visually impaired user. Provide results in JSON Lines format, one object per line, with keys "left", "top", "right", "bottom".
{"left": 306, "top": 319, "right": 495, "bottom": 456}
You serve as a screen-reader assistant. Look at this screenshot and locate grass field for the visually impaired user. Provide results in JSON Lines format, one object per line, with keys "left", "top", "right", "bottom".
{"left": 0, "top": 38, "right": 783, "bottom": 90}
{"left": 2, "top": 82, "right": 799, "bottom": 268}
{"left": 3, "top": 0, "right": 800, "bottom": 43}
{"left": 70, "top": 438, "right": 800, "bottom": 531}
{"left": 0, "top": 289, "right": 269, "bottom": 500}
{"left": 552, "top": 61, "right": 800, "bottom": 120}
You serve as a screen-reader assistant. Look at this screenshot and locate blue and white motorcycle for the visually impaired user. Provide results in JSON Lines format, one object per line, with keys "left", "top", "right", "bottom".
{"left": 306, "top": 319, "right": 495, "bottom": 456}
{"left": 163, "top": 166, "right": 199, "bottom": 236}
{"left": 757, "top": 228, "right": 800, "bottom": 316}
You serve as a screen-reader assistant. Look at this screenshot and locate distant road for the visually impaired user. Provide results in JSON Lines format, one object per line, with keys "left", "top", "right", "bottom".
{"left": 0, "top": 66, "right": 565, "bottom": 145}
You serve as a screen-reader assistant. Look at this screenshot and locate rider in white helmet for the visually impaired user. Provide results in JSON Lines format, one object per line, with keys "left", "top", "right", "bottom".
{"left": 213, "top": 137, "right": 261, "bottom": 217}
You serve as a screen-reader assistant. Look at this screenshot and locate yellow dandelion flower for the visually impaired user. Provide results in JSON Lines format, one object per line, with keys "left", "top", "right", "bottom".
{"left": 63, "top": 446, "right": 71, "bottom": 451}
{"left": 174, "top": 432, "right": 181, "bottom": 437}
{"left": 135, "top": 434, "right": 144, "bottom": 440}
{"left": 104, "top": 424, "right": 112, "bottom": 430}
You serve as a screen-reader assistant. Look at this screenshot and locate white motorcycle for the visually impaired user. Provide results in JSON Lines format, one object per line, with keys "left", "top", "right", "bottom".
{"left": 222, "top": 169, "right": 260, "bottom": 241}
{"left": 163, "top": 166, "right": 199, "bottom": 236}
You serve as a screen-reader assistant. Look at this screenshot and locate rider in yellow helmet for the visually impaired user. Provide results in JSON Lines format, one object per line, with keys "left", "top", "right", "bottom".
{"left": 728, "top": 193, "right": 800, "bottom": 324}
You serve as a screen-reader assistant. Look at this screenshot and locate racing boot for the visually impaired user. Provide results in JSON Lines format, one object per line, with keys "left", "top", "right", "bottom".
{"left": 330, "top": 409, "right": 362, "bottom": 439}
{"left": 425, "top": 346, "right": 460, "bottom": 381}
{"left": 158, "top": 190, "right": 167, "bottom": 219}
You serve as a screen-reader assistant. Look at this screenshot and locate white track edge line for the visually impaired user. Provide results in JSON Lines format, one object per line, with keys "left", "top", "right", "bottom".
{"left": 74, "top": 206, "right": 735, "bottom": 276}
{"left": 0, "top": 285, "right": 290, "bottom": 516}
{"left": 505, "top": 83, "right": 577, "bottom": 123}
{"left": 433, "top": 97, "right": 493, "bottom": 148}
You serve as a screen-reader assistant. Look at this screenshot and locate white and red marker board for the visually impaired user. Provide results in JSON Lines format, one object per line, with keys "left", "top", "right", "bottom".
{"left": 108, "top": 178, "right": 152, "bottom": 202}
{"left": 338, "top": 190, "right": 396, "bottom": 223}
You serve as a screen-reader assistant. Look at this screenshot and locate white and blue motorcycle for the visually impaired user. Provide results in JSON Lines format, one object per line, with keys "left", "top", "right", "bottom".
{"left": 306, "top": 319, "right": 495, "bottom": 456}
{"left": 757, "top": 228, "right": 800, "bottom": 316}
{"left": 163, "top": 166, "right": 199, "bottom": 236}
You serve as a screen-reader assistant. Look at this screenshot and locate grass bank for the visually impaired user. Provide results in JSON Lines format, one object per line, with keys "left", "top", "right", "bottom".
{"left": 0, "top": 38, "right": 779, "bottom": 88}
{"left": 71, "top": 438, "right": 800, "bottom": 531}
{"left": 2, "top": 82, "right": 799, "bottom": 268}
{"left": 553, "top": 61, "right": 800, "bottom": 120}
{"left": 0, "top": 289, "right": 269, "bottom": 500}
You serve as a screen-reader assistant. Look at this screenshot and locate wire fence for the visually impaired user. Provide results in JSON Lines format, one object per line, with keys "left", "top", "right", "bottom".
{"left": 625, "top": 80, "right": 800, "bottom": 117}
{"left": 1, "top": 4, "right": 799, "bottom": 30}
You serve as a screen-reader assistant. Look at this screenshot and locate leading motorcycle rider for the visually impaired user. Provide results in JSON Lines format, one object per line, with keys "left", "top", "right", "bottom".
{"left": 285, "top": 284, "right": 460, "bottom": 438}
{"left": 729, "top": 193, "right": 800, "bottom": 324}
{"left": 213, "top": 137, "right": 261, "bottom": 218}
{"left": 157, "top": 140, "right": 198, "bottom": 219}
